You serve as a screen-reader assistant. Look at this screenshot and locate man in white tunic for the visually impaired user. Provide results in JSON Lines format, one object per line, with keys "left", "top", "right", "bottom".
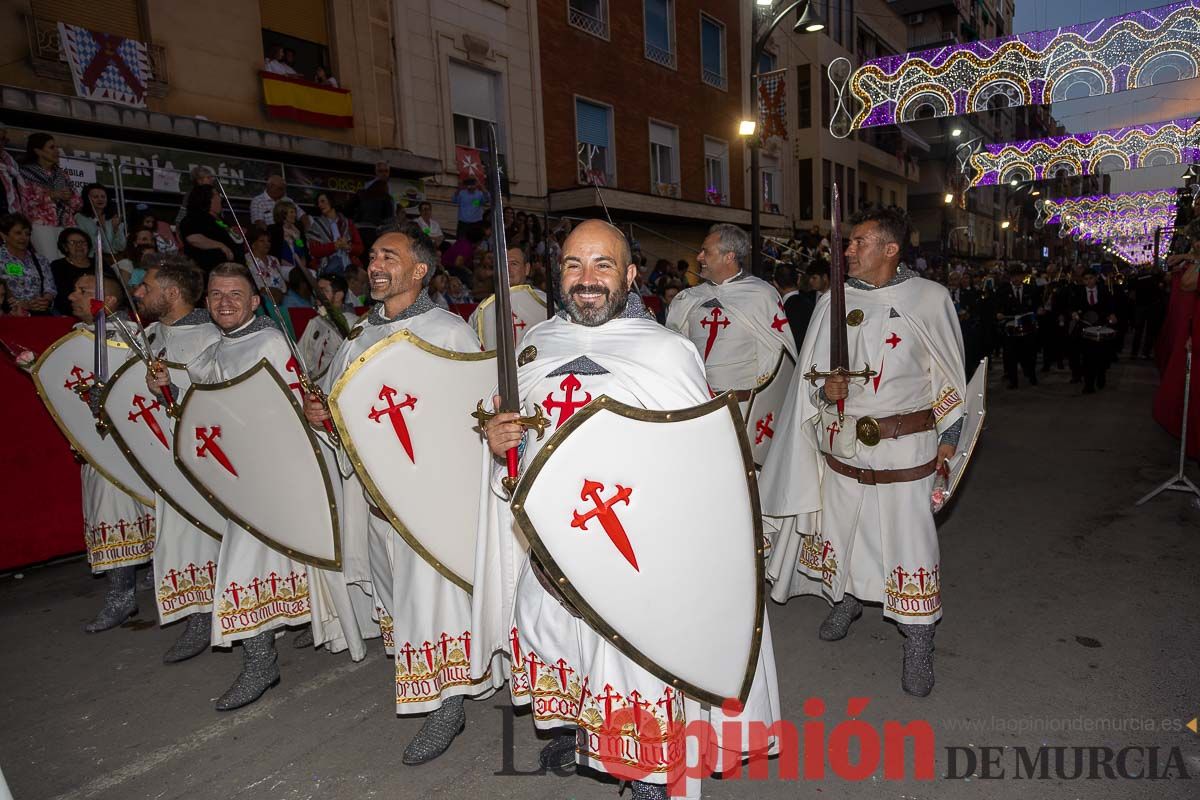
{"left": 666, "top": 224, "right": 796, "bottom": 397}
{"left": 469, "top": 246, "right": 547, "bottom": 350}
{"left": 137, "top": 256, "right": 222, "bottom": 662}
{"left": 305, "top": 222, "right": 503, "bottom": 764}
{"left": 760, "top": 208, "right": 966, "bottom": 697}
{"left": 154, "top": 262, "right": 312, "bottom": 710}
{"left": 67, "top": 272, "right": 157, "bottom": 632}
{"left": 477, "top": 220, "right": 781, "bottom": 800}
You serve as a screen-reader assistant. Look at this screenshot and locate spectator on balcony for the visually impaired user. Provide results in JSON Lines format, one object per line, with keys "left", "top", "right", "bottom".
{"left": 313, "top": 65, "right": 339, "bottom": 88}
{"left": 264, "top": 44, "right": 299, "bottom": 77}
{"left": 134, "top": 207, "right": 179, "bottom": 253}
{"left": 174, "top": 165, "right": 215, "bottom": 226}
{"left": 347, "top": 161, "right": 394, "bottom": 252}
{"left": 180, "top": 183, "right": 243, "bottom": 271}
{"left": 452, "top": 176, "right": 490, "bottom": 241}
{"left": 76, "top": 183, "right": 127, "bottom": 258}
{"left": 50, "top": 227, "right": 92, "bottom": 316}
{"left": 113, "top": 228, "right": 157, "bottom": 285}
{"left": 307, "top": 192, "right": 363, "bottom": 276}
{"left": 413, "top": 201, "right": 443, "bottom": 247}
{"left": 18, "top": 133, "right": 81, "bottom": 260}
{"left": 250, "top": 174, "right": 300, "bottom": 227}
{"left": 269, "top": 199, "right": 309, "bottom": 273}
{"left": 0, "top": 212, "right": 56, "bottom": 316}
{"left": 0, "top": 126, "right": 23, "bottom": 215}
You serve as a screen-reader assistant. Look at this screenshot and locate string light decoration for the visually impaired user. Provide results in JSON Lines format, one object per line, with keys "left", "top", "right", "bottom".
{"left": 1036, "top": 189, "right": 1181, "bottom": 227}
{"left": 1063, "top": 206, "right": 1177, "bottom": 240}
{"left": 828, "top": 1, "right": 1200, "bottom": 138}
{"left": 959, "top": 118, "right": 1200, "bottom": 187}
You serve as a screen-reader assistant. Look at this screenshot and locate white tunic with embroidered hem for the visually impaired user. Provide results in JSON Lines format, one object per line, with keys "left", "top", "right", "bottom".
{"left": 146, "top": 312, "right": 223, "bottom": 624}
{"left": 321, "top": 300, "right": 503, "bottom": 713}
{"left": 665, "top": 273, "right": 796, "bottom": 393}
{"left": 472, "top": 309, "right": 781, "bottom": 796}
{"left": 189, "top": 321, "right": 312, "bottom": 646}
{"left": 760, "top": 276, "right": 966, "bottom": 623}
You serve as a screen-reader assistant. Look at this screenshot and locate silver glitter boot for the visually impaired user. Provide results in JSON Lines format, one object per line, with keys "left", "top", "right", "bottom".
{"left": 215, "top": 631, "right": 280, "bottom": 711}
{"left": 292, "top": 625, "right": 314, "bottom": 649}
{"left": 163, "top": 613, "right": 211, "bottom": 663}
{"left": 818, "top": 595, "right": 863, "bottom": 641}
{"left": 898, "top": 623, "right": 935, "bottom": 697}
{"left": 630, "top": 781, "right": 668, "bottom": 800}
{"left": 84, "top": 566, "right": 137, "bottom": 633}
{"left": 538, "top": 728, "right": 578, "bottom": 771}
{"left": 402, "top": 695, "right": 466, "bottom": 765}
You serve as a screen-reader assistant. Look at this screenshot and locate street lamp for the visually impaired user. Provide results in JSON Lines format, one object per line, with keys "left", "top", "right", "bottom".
{"left": 944, "top": 192, "right": 955, "bottom": 204}
{"left": 748, "top": 0, "right": 824, "bottom": 276}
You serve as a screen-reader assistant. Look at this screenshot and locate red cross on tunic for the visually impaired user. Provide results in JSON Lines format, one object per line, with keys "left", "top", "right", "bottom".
{"left": 512, "top": 312, "right": 526, "bottom": 340}
{"left": 552, "top": 658, "right": 575, "bottom": 691}
{"left": 459, "top": 631, "right": 472, "bottom": 662}
{"left": 825, "top": 419, "right": 841, "bottom": 451}
{"left": 626, "top": 689, "right": 652, "bottom": 729}
{"left": 544, "top": 374, "right": 592, "bottom": 428}
{"left": 885, "top": 332, "right": 902, "bottom": 349}
{"left": 699, "top": 307, "right": 730, "bottom": 360}
{"left": 266, "top": 571, "right": 281, "bottom": 595}
{"left": 771, "top": 302, "right": 788, "bottom": 332}
{"left": 595, "top": 684, "right": 624, "bottom": 726}
{"left": 226, "top": 581, "right": 244, "bottom": 609}
{"left": 438, "top": 632, "right": 456, "bottom": 662}
{"left": 204, "top": 561, "right": 217, "bottom": 583}
{"left": 525, "top": 652, "right": 544, "bottom": 687}
{"left": 509, "top": 626, "right": 522, "bottom": 666}
{"left": 398, "top": 642, "right": 418, "bottom": 674}
{"left": 185, "top": 563, "right": 200, "bottom": 585}
{"left": 164, "top": 568, "right": 181, "bottom": 591}
{"left": 891, "top": 565, "right": 909, "bottom": 588}
{"left": 656, "top": 686, "right": 678, "bottom": 727}
{"left": 420, "top": 640, "right": 437, "bottom": 671}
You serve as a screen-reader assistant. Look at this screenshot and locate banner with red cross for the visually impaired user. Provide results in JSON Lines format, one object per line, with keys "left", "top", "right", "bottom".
{"left": 57, "top": 22, "right": 151, "bottom": 108}
{"left": 757, "top": 68, "right": 788, "bottom": 141}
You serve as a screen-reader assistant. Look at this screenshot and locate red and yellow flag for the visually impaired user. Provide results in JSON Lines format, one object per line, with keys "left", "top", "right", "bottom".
{"left": 260, "top": 72, "right": 353, "bottom": 128}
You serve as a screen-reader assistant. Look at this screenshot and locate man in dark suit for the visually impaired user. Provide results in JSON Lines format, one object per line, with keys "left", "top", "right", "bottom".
{"left": 996, "top": 267, "right": 1041, "bottom": 388}
{"left": 773, "top": 264, "right": 814, "bottom": 351}
{"left": 1070, "top": 271, "right": 1118, "bottom": 393}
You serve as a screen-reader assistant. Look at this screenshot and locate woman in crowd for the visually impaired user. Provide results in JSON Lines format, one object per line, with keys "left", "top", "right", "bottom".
{"left": 113, "top": 228, "right": 157, "bottom": 283}
{"left": 49, "top": 227, "right": 92, "bottom": 316}
{"left": 246, "top": 224, "right": 290, "bottom": 307}
{"left": 135, "top": 208, "right": 179, "bottom": 253}
{"left": 428, "top": 270, "right": 451, "bottom": 310}
{"left": 180, "top": 183, "right": 243, "bottom": 271}
{"left": 307, "top": 192, "right": 362, "bottom": 276}
{"left": 269, "top": 199, "right": 308, "bottom": 272}
{"left": 0, "top": 212, "right": 56, "bottom": 316}
{"left": 313, "top": 66, "right": 339, "bottom": 88}
{"left": 17, "top": 133, "right": 81, "bottom": 258}
{"left": 75, "top": 183, "right": 126, "bottom": 257}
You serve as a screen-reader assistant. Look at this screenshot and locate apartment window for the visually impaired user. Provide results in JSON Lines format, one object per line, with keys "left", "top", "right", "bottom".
{"left": 796, "top": 64, "right": 812, "bottom": 129}
{"left": 568, "top": 0, "right": 609, "bottom": 39}
{"left": 822, "top": 159, "right": 831, "bottom": 220}
{"left": 649, "top": 121, "right": 680, "bottom": 197}
{"left": 829, "top": 0, "right": 846, "bottom": 48}
{"left": 858, "top": 179, "right": 867, "bottom": 211}
{"left": 762, "top": 152, "right": 781, "bottom": 214}
{"left": 644, "top": 0, "right": 676, "bottom": 69}
{"left": 700, "top": 14, "right": 727, "bottom": 90}
{"left": 758, "top": 50, "right": 777, "bottom": 74}
{"left": 704, "top": 137, "right": 729, "bottom": 206}
{"left": 576, "top": 98, "right": 614, "bottom": 186}
{"left": 450, "top": 61, "right": 501, "bottom": 152}
{"left": 890, "top": 189, "right": 897, "bottom": 207}
{"left": 798, "top": 158, "right": 814, "bottom": 220}
{"left": 821, "top": 64, "right": 831, "bottom": 129}
{"left": 876, "top": 185, "right": 884, "bottom": 208}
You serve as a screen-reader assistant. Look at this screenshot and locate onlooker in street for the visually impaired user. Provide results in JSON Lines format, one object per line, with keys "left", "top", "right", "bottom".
{"left": 280, "top": 266, "right": 312, "bottom": 309}
{"left": 50, "top": 227, "right": 92, "bottom": 315}
{"left": 269, "top": 199, "right": 308, "bottom": 272}
{"left": 18, "top": 133, "right": 81, "bottom": 259}
{"left": 308, "top": 192, "right": 362, "bottom": 276}
{"left": 452, "top": 176, "right": 490, "bottom": 240}
{"left": 245, "top": 224, "right": 290, "bottom": 307}
{"left": 175, "top": 165, "right": 215, "bottom": 225}
{"left": 316, "top": 274, "right": 348, "bottom": 311}
{"left": 774, "top": 264, "right": 813, "bottom": 352}
{"left": 0, "top": 212, "right": 56, "bottom": 315}
{"left": 347, "top": 161, "right": 394, "bottom": 252}
{"left": 180, "top": 184, "right": 243, "bottom": 271}
{"left": 413, "top": 201, "right": 443, "bottom": 247}
{"left": 428, "top": 270, "right": 451, "bottom": 310}
{"left": 446, "top": 275, "right": 472, "bottom": 306}
{"left": 75, "top": 182, "right": 126, "bottom": 256}
{"left": 344, "top": 263, "right": 368, "bottom": 310}
{"left": 113, "top": 228, "right": 156, "bottom": 284}
{"left": 134, "top": 208, "right": 179, "bottom": 253}
{"left": 250, "top": 174, "right": 299, "bottom": 227}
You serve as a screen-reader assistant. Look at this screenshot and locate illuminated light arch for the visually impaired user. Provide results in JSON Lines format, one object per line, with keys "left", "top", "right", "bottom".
{"left": 896, "top": 86, "right": 954, "bottom": 123}
{"left": 968, "top": 74, "right": 1032, "bottom": 112}
{"left": 1045, "top": 64, "right": 1113, "bottom": 102}
{"left": 1131, "top": 47, "right": 1200, "bottom": 87}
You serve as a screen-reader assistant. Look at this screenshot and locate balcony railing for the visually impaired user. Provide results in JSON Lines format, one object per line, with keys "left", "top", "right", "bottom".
{"left": 25, "top": 16, "right": 168, "bottom": 97}
{"left": 702, "top": 68, "right": 727, "bottom": 90}
{"left": 569, "top": 7, "right": 609, "bottom": 40}
{"left": 645, "top": 41, "right": 676, "bottom": 69}
{"left": 651, "top": 181, "right": 681, "bottom": 199}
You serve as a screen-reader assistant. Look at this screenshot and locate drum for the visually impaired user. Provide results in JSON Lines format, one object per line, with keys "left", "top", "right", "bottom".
{"left": 1081, "top": 325, "right": 1116, "bottom": 343}
{"left": 1004, "top": 313, "right": 1037, "bottom": 337}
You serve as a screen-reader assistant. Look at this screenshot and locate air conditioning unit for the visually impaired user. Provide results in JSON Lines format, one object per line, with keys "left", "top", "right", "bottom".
{"left": 907, "top": 13, "right": 924, "bottom": 24}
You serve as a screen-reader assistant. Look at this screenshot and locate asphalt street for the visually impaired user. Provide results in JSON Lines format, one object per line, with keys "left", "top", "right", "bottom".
{"left": 2, "top": 357, "right": 1199, "bottom": 799}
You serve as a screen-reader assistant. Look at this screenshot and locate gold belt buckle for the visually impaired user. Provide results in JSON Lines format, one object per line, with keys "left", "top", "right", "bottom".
{"left": 856, "top": 415, "right": 881, "bottom": 446}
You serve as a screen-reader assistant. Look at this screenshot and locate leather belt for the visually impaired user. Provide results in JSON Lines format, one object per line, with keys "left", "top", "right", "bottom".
{"left": 367, "top": 504, "right": 388, "bottom": 522}
{"left": 823, "top": 454, "right": 938, "bottom": 486}
{"left": 855, "top": 408, "right": 935, "bottom": 446}
{"left": 530, "top": 555, "right": 582, "bottom": 619}
{"left": 716, "top": 389, "right": 754, "bottom": 401}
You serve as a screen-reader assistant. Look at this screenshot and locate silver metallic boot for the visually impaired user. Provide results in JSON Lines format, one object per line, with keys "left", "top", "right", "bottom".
{"left": 898, "top": 623, "right": 935, "bottom": 697}
{"left": 538, "top": 728, "right": 578, "bottom": 771}
{"left": 630, "top": 780, "right": 668, "bottom": 800}
{"left": 818, "top": 595, "right": 863, "bottom": 641}
{"left": 402, "top": 695, "right": 466, "bottom": 765}
{"left": 84, "top": 566, "right": 137, "bottom": 633}
{"left": 163, "top": 613, "right": 211, "bottom": 663}
{"left": 215, "top": 630, "right": 280, "bottom": 711}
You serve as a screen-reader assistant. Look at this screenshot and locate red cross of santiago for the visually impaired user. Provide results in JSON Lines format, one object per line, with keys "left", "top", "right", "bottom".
{"left": 544, "top": 374, "right": 591, "bottom": 428}
{"left": 571, "top": 479, "right": 638, "bottom": 571}
{"left": 195, "top": 426, "right": 238, "bottom": 477}
{"left": 700, "top": 307, "right": 730, "bottom": 361}
{"left": 368, "top": 384, "right": 418, "bottom": 464}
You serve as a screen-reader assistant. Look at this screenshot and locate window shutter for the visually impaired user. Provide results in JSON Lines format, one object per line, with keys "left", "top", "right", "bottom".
{"left": 576, "top": 100, "right": 610, "bottom": 147}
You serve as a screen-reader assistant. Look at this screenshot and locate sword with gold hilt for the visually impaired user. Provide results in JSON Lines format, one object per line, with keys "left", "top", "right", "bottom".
{"left": 800, "top": 182, "right": 875, "bottom": 423}
{"left": 470, "top": 123, "right": 548, "bottom": 492}
{"left": 215, "top": 178, "right": 340, "bottom": 445}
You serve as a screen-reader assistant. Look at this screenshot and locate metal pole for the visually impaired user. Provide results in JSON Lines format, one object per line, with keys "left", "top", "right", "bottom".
{"left": 1154, "top": 226, "right": 1162, "bottom": 271}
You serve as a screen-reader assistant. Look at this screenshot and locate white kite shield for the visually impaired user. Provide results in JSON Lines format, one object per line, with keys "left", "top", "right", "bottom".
{"left": 744, "top": 349, "right": 796, "bottom": 468}
{"left": 473, "top": 285, "right": 546, "bottom": 349}
{"left": 328, "top": 330, "right": 495, "bottom": 591}
{"left": 99, "top": 356, "right": 225, "bottom": 540}
{"left": 945, "top": 357, "right": 988, "bottom": 500}
{"left": 511, "top": 393, "right": 765, "bottom": 707}
{"left": 173, "top": 359, "right": 341, "bottom": 569}
{"left": 31, "top": 329, "right": 153, "bottom": 505}
{"left": 297, "top": 314, "right": 343, "bottom": 380}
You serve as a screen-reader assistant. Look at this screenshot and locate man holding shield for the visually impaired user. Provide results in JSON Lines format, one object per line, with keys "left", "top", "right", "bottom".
{"left": 761, "top": 207, "right": 967, "bottom": 697}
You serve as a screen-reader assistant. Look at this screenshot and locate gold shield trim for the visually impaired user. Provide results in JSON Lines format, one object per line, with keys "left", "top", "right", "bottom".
{"left": 328, "top": 328, "right": 495, "bottom": 592}
{"left": 743, "top": 348, "right": 797, "bottom": 469}
{"left": 98, "top": 357, "right": 223, "bottom": 541}
{"left": 173, "top": 358, "right": 342, "bottom": 570}
{"left": 509, "top": 391, "right": 765, "bottom": 708}
{"left": 31, "top": 328, "right": 153, "bottom": 506}
{"left": 472, "top": 284, "right": 548, "bottom": 342}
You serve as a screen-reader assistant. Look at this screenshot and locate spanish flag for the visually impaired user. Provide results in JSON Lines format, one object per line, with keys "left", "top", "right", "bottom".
{"left": 260, "top": 71, "right": 353, "bottom": 128}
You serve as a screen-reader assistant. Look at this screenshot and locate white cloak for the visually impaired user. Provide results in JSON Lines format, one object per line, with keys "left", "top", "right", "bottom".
{"left": 472, "top": 311, "right": 781, "bottom": 794}
{"left": 759, "top": 276, "right": 966, "bottom": 622}
{"left": 468, "top": 285, "right": 548, "bottom": 351}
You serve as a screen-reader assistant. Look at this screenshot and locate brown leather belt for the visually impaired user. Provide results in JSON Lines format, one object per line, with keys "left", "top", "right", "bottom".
{"left": 855, "top": 408, "right": 935, "bottom": 445}
{"left": 824, "top": 454, "right": 938, "bottom": 486}
{"left": 716, "top": 389, "right": 754, "bottom": 401}
{"left": 368, "top": 504, "right": 388, "bottom": 522}
{"left": 530, "top": 555, "right": 582, "bottom": 618}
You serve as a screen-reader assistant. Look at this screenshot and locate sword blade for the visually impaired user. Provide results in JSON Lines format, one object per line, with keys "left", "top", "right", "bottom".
{"left": 486, "top": 123, "right": 519, "bottom": 412}
{"left": 828, "top": 181, "right": 848, "bottom": 373}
